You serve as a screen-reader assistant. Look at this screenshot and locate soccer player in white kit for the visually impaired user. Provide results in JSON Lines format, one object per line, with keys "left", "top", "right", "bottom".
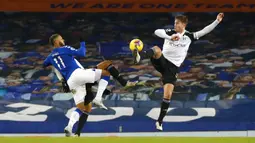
{"left": 132, "top": 13, "right": 224, "bottom": 131}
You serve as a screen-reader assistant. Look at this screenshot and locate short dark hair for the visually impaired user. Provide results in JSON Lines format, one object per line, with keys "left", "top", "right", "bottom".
{"left": 49, "top": 34, "right": 60, "bottom": 46}
{"left": 175, "top": 15, "right": 188, "bottom": 24}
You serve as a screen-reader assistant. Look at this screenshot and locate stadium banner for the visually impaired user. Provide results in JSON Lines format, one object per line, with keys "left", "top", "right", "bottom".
{"left": 1, "top": 99, "right": 255, "bottom": 133}
{"left": 0, "top": 0, "right": 255, "bottom": 12}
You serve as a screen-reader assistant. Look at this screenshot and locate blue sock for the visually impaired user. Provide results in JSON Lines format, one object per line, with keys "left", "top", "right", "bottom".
{"left": 75, "top": 108, "right": 83, "bottom": 115}
{"left": 102, "top": 76, "right": 110, "bottom": 81}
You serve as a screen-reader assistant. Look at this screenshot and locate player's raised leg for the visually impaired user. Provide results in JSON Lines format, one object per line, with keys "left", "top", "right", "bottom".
{"left": 133, "top": 46, "right": 162, "bottom": 64}
{"left": 93, "top": 60, "right": 138, "bottom": 110}
{"left": 97, "top": 60, "right": 137, "bottom": 87}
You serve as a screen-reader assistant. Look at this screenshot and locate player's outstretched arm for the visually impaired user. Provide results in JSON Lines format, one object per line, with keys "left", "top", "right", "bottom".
{"left": 155, "top": 29, "right": 172, "bottom": 39}
{"left": 68, "top": 41, "right": 86, "bottom": 57}
{"left": 66, "top": 37, "right": 87, "bottom": 57}
{"left": 154, "top": 29, "right": 179, "bottom": 41}
{"left": 193, "top": 13, "right": 224, "bottom": 40}
{"left": 78, "top": 41, "right": 86, "bottom": 56}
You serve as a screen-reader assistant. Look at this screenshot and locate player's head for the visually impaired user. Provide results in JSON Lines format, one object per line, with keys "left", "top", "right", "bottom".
{"left": 49, "top": 34, "right": 65, "bottom": 48}
{"left": 174, "top": 15, "right": 188, "bottom": 32}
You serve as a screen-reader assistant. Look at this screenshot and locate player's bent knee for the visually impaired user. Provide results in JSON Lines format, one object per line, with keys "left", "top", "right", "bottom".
{"left": 97, "top": 60, "right": 112, "bottom": 70}
{"left": 152, "top": 46, "right": 162, "bottom": 53}
{"left": 152, "top": 46, "right": 162, "bottom": 59}
{"left": 102, "top": 70, "right": 110, "bottom": 76}
{"left": 163, "top": 83, "right": 174, "bottom": 99}
{"left": 76, "top": 102, "right": 86, "bottom": 111}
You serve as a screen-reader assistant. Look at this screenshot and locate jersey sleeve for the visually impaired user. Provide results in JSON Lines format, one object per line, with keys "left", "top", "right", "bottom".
{"left": 43, "top": 56, "right": 51, "bottom": 68}
{"left": 193, "top": 20, "right": 220, "bottom": 40}
{"left": 154, "top": 29, "right": 174, "bottom": 39}
{"left": 64, "top": 42, "right": 86, "bottom": 57}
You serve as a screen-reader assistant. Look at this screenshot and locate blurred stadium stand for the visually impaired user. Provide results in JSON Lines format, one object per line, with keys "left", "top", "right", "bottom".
{"left": 1, "top": 12, "right": 255, "bottom": 103}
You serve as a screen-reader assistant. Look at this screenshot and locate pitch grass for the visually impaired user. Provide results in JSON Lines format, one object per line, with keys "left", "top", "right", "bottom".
{"left": 0, "top": 137, "right": 255, "bottom": 143}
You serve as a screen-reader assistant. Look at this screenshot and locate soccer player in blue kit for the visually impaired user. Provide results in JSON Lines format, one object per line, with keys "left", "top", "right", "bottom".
{"left": 44, "top": 34, "right": 137, "bottom": 137}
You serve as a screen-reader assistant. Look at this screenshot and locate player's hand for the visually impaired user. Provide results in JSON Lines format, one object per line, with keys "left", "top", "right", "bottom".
{"left": 171, "top": 34, "right": 180, "bottom": 41}
{"left": 216, "top": 13, "right": 224, "bottom": 22}
{"left": 61, "top": 79, "right": 70, "bottom": 93}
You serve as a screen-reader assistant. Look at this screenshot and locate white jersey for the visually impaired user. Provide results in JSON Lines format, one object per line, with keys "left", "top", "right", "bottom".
{"left": 155, "top": 19, "right": 220, "bottom": 67}
{"left": 162, "top": 29, "right": 196, "bottom": 67}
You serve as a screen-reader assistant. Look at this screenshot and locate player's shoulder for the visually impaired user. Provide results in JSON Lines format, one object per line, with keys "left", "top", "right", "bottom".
{"left": 60, "top": 45, "right": 74, "bottom": 49}
{"left": 184, "top": 30, "right": 195, "bottom": 41}
{"left": 185, "top": 30, "right": 192, "bottom": 34}
{"left": 50, "top": 50, "right": 60, "bottom": 57}
{"left": 60, "top": 45, "right": 77, "bottom": 51}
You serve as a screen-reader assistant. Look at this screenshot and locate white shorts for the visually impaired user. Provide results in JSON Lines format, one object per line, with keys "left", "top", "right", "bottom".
{"left": 67, "top": 68, "right": 102, "bottom": 105}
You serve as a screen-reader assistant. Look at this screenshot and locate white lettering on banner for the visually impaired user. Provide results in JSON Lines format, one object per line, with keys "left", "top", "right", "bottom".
{"left": 146, "top": 108, "right": 216, "bottom": 122}
{"left": 0, "top": 104, "right": 215, "bottom": 122}
{"left": 65, "top": 107, "right": 134, "bottom": 122}
{"left": 0, "top": 103, "right": 52, "bottom": 121}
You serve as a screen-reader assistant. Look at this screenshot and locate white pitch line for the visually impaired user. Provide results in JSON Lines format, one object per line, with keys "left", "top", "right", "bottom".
{"left": 0, "top": 131, "right": 255, "bottom": 137}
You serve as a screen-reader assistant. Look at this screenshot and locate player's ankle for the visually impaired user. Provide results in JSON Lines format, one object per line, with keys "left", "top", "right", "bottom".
{"left": 157, "top": 120, "right": 162, "bottom": 125}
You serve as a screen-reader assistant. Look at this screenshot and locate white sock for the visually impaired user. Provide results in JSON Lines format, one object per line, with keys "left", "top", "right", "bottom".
{"left": 95, "top": 79, "right": 108, "bottom": 101}
{"left": 67, "top": 108, "right": 82, "bottom": 130}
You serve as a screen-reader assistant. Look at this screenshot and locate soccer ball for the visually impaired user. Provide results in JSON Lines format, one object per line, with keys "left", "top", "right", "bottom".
{"left": 129, "top": 39, "right": 143, "bottom": 52}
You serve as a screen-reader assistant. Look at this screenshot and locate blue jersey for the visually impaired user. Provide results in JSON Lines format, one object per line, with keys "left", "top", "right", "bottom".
{"left": 43, "top": 42, "right": 86, "bottom": 80}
